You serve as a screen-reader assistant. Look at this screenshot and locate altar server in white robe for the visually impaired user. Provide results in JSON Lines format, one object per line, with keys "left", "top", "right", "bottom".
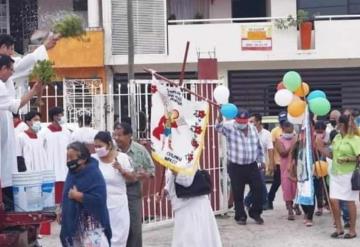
{"left": 162, "top": 168, "right": 222, "bottom": 247}
{"left": 16, "top": 111, "right": 47, "bottom": 172}
{"left": 38, "top": 107, "right": 71, "bottom": 204}
{"left": 0, "top": 34, "right": 58, "bottom": 191}
{"left": 93, "top": 131, "right": 136, "bottom": 247}
{"left": 0, "top": 55, "right": 42, "bottom": 210}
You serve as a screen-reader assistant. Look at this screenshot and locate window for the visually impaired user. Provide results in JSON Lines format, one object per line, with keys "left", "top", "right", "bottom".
{"left": 297, "top": 0, "right": 360, "bottom": 16}
{"left": 0, "top": 0, "right": 8, "bottom": 34}
{"left": 73, "top": 0, "right": 87, "bottom": 11}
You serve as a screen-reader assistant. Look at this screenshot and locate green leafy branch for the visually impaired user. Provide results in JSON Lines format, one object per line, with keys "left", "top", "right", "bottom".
{"left": 30, "top": 60, "right": 56, "bottom": 85}
{"left": 52, "top": 14, "right": 86, "bottom": 38}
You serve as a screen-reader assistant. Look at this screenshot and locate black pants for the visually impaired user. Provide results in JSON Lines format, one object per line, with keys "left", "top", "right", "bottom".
{"left": 301, "top": 204, "right": 315, "bottom": 220}
{"left": 228, "top": 161, "right": 263, "bottom": 220}
{"left": 268, "top": 164, "right": 281, "bottom": 203}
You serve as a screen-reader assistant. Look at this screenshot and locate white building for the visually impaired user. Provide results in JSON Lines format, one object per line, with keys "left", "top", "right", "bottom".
{"left": 5, "top": 0, "right": 360, "bottom": 117}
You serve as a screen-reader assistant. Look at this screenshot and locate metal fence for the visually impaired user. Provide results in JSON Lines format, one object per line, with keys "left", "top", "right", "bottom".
{"left": 18, "top": 78, "right": 229, "bottom": 228}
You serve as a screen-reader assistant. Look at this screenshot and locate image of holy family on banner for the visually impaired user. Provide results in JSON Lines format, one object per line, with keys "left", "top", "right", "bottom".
{"left": 150, "top": 76, "right": 209, "bottom": 175}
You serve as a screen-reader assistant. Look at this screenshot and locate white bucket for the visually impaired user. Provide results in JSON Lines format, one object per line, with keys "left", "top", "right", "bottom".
{"left": 42, "top": 170, "right": 56, "bottom": 209}
{"left": 12, "top": 171, "right": 43, "bottom": 212}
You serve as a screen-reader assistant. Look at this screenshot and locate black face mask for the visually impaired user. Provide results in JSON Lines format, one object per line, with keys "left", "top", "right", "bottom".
{"left": 67, "top": 159, "right": 81, "bottom": 172}
{"left": 329, "top": 120, "right": 337, "bottom": 128}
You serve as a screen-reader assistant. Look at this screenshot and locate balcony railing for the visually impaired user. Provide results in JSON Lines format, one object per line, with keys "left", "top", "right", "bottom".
{"left": 168, "top": 16, "right": 287, "bottom": 25}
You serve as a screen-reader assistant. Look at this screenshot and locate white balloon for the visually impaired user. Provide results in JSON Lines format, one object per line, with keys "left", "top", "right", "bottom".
{"left": 213, "top": 85, "right": 230, "bottom": 104}
{"left": 274, "top": 89, "right": 293, "bottom": 107}
{"left": 287, "top": 113, "right": 305, "bottom": 125}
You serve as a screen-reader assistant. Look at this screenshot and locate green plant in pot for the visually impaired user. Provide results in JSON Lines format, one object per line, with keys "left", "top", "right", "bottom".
{"left": 193, "top": 12, "right": 205, "bottom": 24}
{"left": 296, "top": 9, "right": 313, "bottom": 50}
{"left": 274, "top": 10, "right": 313, "bottom": 50}
{"left": 168, "top": 14, "right": 177, "bottom": 24}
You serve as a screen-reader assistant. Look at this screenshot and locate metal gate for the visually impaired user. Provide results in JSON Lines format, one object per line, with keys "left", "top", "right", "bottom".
{"left": 20, "top": 78, "right": 230, "bottom": 228}
{"left": 114, "top": 79, "right": 229, "bottom": 228}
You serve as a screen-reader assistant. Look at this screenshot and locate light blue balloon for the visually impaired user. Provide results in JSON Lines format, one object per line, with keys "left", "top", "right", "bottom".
{"left": 220, "top": 103, "right": 238, "bottom": 119}
{"left": 307, "top": 90, "right": 326, "bottom": 101}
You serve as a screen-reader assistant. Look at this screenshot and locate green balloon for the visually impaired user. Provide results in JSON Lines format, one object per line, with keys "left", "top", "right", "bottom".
{"left": 309, "top": 97, "right": 331, "bottom": 116}
{"left": 283, "top": 71, "right": 302, "bottom": 92}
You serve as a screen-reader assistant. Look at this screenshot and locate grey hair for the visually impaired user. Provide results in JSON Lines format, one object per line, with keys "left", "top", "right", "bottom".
{"left": 67, "top": 141, "right": 91, "bottom": 161}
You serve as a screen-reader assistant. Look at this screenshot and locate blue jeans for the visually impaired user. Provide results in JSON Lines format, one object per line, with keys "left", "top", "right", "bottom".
{"left": 340, "top": 200, "right": 350, "bottom": 223}
{"left": 244, "top": 169, "right": 268, "bottom": 207}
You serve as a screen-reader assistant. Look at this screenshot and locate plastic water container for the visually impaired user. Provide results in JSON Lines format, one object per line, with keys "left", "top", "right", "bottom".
{"left": 12, "top": 171, "right": 43, "bottom": 212}
{"left": 42, "top": 170, "right": 56, "bottom": 209}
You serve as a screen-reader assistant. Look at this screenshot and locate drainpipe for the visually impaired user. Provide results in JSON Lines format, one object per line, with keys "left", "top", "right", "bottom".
{"left": 127, "top": 0, "right": 137, "bottom": 139}
{"left": 88, "top": 0, "right": 100, "bottom": 28}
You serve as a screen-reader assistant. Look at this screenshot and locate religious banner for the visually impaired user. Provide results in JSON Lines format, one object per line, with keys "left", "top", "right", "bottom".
{"left": 296, "top": 108, "right": 315, "bottom": 205}
{"left": 150, "top": 77, "right": 209, "bottom": 175}
{"left": 241, "top": 24, "right": 272, "bottom": 51}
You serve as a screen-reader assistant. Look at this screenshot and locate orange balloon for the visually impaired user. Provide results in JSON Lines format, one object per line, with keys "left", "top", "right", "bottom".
{"left": 314, "top": 160, "right": 328, "bottom": 177}
{"left": 277, "top": 82, "right": 285, "bottom": 90}
{"left": 294, "top": 82, "right": 310, "bottom": 97}
{"left": 287, "top": 99, "right": 306, "bottom": 117}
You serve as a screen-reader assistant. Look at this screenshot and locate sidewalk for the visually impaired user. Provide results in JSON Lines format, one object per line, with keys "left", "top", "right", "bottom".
{"left": 40, "top": 192, "right": 360, "bottom": 247}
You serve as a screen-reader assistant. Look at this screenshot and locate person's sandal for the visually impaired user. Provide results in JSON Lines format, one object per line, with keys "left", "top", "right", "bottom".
{"left": 305, "top": 221, "right": 313, "bottom": 227}
{"left": 344, "top": 233, "right": 357, "bottom": 239}
{"left": 287, "top": 214, "right": 295, "bottom": 221}
{"left": 330, "top": 231, "right": 344, "bottom": 238}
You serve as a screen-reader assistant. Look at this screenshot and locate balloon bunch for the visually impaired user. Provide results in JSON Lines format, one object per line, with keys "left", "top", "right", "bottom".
{"left": 274, "top": 71, "right": 331, "bottom": 124}
{"left": 213, "top": 85, "right": 238, "bottom": 119}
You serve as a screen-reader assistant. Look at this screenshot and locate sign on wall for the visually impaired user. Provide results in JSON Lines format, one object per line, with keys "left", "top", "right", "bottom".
{"left": 241, "top": 24, "right": 272, "bottom": 51}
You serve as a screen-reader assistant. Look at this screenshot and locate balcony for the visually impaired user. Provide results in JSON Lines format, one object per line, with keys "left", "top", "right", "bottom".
{"left": 109, "top": 15, "right": 360, "bottom": 66}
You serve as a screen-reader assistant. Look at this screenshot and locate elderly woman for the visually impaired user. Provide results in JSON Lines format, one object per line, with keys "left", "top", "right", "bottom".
{"left": 59, "top": 142, "right": 112, "bottom": 246}
{"left": 317, "top": 109, "right": 360, "bottom": 239}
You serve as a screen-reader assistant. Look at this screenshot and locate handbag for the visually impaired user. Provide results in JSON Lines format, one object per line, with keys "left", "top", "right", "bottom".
{"left": 351, "top": 159, "right": 360, "bottom": 191}
{"left": 175, "top": 170, "right": 211, "bottom": 198}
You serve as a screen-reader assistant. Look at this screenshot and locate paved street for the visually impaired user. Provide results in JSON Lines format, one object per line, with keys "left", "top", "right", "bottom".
{"left": 40, "top": 187, "right": 360, "bottom": 247}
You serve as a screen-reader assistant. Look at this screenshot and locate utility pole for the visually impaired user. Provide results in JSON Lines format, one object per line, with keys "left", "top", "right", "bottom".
{"left": 127, "top": 0, "right": 137, "bottom": 139}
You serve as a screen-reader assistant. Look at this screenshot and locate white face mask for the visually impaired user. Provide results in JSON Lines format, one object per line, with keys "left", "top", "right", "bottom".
{"left": 95, "top": 146, "right": 110, "bottom": 158}
{"left": 58, "top": 116, "right": 66, "bottom": 125}
{"left": 282, "top": 133, "right": 294, "bottom": 140}
{"left": 236, "top": 123, "right": 247, "bottom": 130}
{"left": 31, "top": 121, "right": 42, "bottom": 133}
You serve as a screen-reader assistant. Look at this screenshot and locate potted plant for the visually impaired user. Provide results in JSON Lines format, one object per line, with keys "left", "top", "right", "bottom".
{"left": 297, "top": 9, "right": 312, "bottom": 50}
{"left": 193, "top": 12, "right": 205, "bottom": 24}
{"left": 274, "top": 15, "right": 297, "bottom": 30}
{"left": 274, "top": 10, "right": 312, "bottom": 50}
{"left": 168, "top": 13, "right": 177, "bottom": 24}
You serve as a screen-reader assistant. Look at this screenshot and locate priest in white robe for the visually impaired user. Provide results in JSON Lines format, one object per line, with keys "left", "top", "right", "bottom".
{"left": 0, "top": 55, "right": 42, "bottom": 210}
{"left": 0, "top": 34, "right": 59, "bottom": 192}
{"left": 38, "top": 107, "right": 71, "bottom": 204}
